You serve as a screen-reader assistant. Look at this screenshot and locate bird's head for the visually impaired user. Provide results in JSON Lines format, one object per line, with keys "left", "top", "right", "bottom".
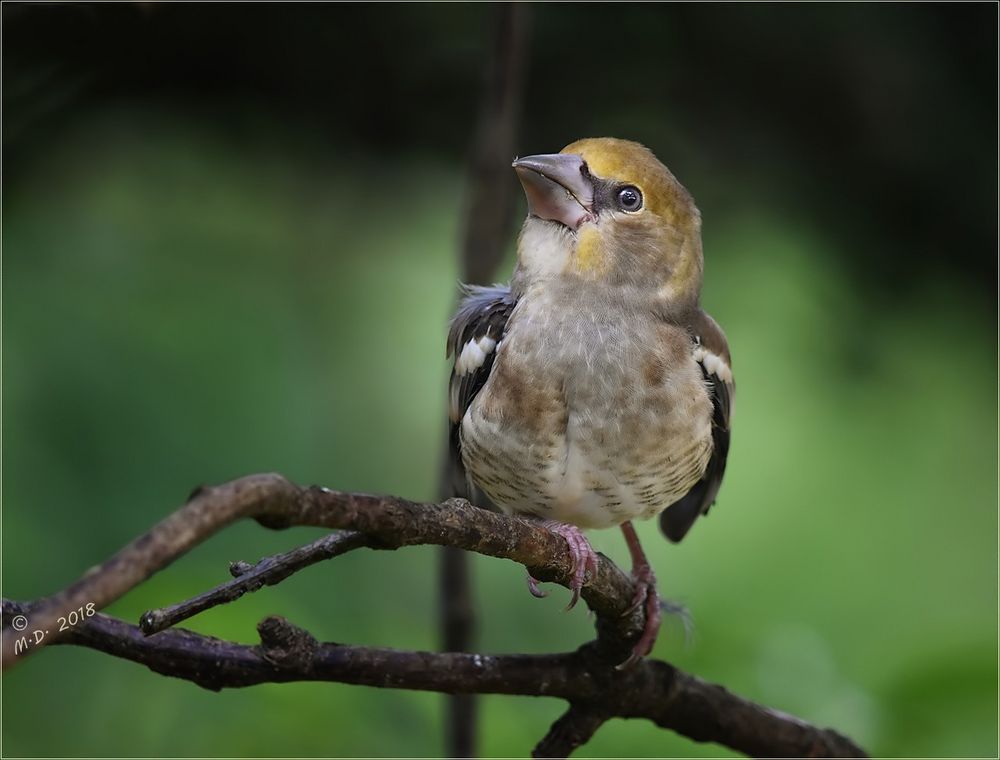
{"left": 512, "top": 137, "right": 703, "bottom": 307}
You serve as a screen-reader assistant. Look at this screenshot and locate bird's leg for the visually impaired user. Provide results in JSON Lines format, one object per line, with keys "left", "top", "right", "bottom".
{"left": 526, "top": 520, "right": 599, "bottom": 610}
{"left": 617, "top": 520, "right": 661, "bottom": 668}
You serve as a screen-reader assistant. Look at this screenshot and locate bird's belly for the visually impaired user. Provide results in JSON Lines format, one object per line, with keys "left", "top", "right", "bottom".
{"left": 461, "top": 354, "right": 713, "bottom": 529}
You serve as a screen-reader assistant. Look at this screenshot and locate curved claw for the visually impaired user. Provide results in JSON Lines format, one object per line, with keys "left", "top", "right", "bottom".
{"left": 525, "top": 521, "right": 598, "bottom": 611}
{"left": 616, "top": 572, "right": 661, "bottom": 670}
{"left": 616, "top": 651, "right": 642, "bottom": 671}
{"left": 553, "top": 522, "right": 598, "bottom": 611}
{"left": 526, "top": 573, "right": 548, "bottom": 598}
{"left": 620, "top": 563, "right": 656, "bottom": 618}
{"left": 571, "top": 547, "right": 599, "bottom": 610}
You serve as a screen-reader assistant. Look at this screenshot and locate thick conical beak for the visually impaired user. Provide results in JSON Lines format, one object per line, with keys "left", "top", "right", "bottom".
{"left": 513, "top": 153, "right": 594, "bottom": 230}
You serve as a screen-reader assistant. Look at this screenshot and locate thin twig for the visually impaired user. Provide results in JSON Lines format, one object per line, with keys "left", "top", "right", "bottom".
{"left": 0, "top": 600, "right": 868, "bottom": 759}
{"left": 139, "top": 530, "right": 368, "bottom": 635}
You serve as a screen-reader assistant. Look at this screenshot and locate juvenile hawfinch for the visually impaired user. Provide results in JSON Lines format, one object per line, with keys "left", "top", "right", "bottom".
{"left": 447, "top": 138, "right": 733, "bottom": 664}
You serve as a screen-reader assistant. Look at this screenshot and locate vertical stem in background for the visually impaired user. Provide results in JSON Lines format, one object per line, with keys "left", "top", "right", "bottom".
{"left": 439, "top": 546, "right": 477, "bottom": 757}
{"left": 457, "top": 2, "right": 530, "bottom": 285}
{"left": 438, "top": 3, "right": 529, "bottom": 758}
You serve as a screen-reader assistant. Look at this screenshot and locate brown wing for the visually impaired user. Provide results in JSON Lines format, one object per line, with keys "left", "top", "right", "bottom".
{"left": 659, "top": 309, "right": 734, "bottom": 543}
{"left": 444, "top": 284, "right": 516, "bottom": 500}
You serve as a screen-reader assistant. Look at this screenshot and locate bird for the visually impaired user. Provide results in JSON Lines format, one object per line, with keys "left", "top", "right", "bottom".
{"left": 446, "top": 137, "right": 733, "bottom": 665}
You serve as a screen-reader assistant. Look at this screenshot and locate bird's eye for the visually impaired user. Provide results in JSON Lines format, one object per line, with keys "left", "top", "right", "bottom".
{"left": 616, "top": 186, "right": 643, "bottom": 212}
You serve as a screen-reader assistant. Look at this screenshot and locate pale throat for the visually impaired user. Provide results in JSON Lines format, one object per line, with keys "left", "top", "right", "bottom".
{"left": 515, "top": 218, "right": 575, "bottom": 281}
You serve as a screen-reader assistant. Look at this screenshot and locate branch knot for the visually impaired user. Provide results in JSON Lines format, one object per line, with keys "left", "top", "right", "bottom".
{"left": 257, "top": 616, "right": 320, "bottom": 670}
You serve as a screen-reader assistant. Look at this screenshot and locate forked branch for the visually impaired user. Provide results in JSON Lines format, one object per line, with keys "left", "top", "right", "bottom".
{"left": 0, "top": 474, "right": 866, "bottom": 758}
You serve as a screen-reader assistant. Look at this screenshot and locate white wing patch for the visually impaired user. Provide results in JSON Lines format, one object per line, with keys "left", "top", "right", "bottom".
{"left": 454, "top": 335, "right": 497, "bottom": 376}
{"left": 692, "top": 345, "right": 733, "bottom": 383}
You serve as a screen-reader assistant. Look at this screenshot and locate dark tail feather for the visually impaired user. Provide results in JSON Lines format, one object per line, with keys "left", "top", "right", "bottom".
{"left": 659, "top": 481, "right": 709, "bottom": 542}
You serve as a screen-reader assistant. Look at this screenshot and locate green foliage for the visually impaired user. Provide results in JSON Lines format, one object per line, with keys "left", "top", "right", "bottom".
{"left": 2, "top": 114, "right": 996, "bottom": 757}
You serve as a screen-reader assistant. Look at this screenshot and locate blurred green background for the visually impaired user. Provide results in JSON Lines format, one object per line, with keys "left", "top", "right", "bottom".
{"left": 2, "top": 3, "right": 996, "bottom": 757}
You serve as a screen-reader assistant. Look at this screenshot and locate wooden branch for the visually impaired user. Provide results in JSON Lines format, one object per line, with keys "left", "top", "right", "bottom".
{"left": 533, "top": 703, "right": 610, "bottom": 759}
{"left": 1, "top": 600, "right": 866, "bottom": 758}
{"left": 1, "top": 474, "right": 642, "bottom": 667}
{"left": 0, "top": 474, "right": 868, "bottom": 757}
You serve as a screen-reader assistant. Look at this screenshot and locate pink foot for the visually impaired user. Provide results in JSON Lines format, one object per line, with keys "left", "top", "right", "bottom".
{"left": 617, "top": 521, "right": 662, "bottom": 669}
{"left": 527, "top": 521, "right": 599, "bottom": 610}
